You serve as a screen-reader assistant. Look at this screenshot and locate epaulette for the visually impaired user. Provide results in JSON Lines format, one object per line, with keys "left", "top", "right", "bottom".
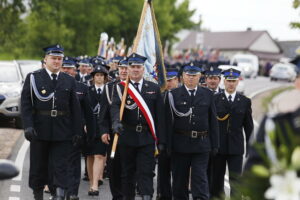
{"left": 32, "top": 68, "right": 43, "bottom": 73}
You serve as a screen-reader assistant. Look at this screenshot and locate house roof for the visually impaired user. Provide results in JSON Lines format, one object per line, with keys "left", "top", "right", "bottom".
{"left": 175, "top": 30, "right": 267, "bottom": 50}
{"left": 277, "top": 41, "right": 300, "bottom": 59}
{"left": 203, "top": 31, "right": 266, "bottom": 50}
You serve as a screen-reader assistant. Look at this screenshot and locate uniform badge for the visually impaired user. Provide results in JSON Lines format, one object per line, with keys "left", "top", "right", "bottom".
{"left": 146, "top": 91, "right": 155, "bottom": 94}
{"left": 41, "top": 90, "right": 46, "bottom": 94}
{"left": 230, "top": 68, "right": 233, "bottom": 76}
{"left": 237, "top": 98, "right": 240, "bottom": 101}
{"left": 127, "top": 100, "right": 131, "bottom": 104}
{"left": 222, "top": 97, "right": 225, "bottom": 100}
{"left": 145, "top": 83, "right": 149, "bottom": 87}
{"left": 183, "top": 102, "right": 186, "bottom": 105}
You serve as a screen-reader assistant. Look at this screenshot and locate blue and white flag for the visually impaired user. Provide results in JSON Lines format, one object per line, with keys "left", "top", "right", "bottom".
{"left": 133, "top": 0, "right": 166, "bottom": 90}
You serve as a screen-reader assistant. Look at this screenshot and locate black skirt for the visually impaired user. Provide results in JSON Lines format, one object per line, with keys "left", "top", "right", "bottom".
{"left": 84, "top": 137, "right": 107, "bottom": 156}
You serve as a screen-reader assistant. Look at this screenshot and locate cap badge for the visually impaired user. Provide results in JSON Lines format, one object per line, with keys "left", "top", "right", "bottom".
{"left": 210, "top": 67, "right": 213, "bottom": 71}
{"left": 41, "top": 90, "right": 46, "bottom": 94}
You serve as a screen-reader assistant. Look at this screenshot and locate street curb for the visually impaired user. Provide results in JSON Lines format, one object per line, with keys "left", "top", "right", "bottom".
{"left": 4, "top": 130, "right": 23, "bottom": 160}
{"left": 248, "top": 84, "right": 292, "bottom": 99}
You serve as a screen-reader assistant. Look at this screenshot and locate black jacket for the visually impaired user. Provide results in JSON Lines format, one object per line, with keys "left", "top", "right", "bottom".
{"left": 21, "top": 68, "right": 81, "bottom": 141}
{"left": 165, "top": 85, "right": 219, "bottom": 153}
{"left": 99, "top": 80, "right": 119, "bottom": 137}
{"left": 88, "top": 85, "right": 104, "bottom": 138}
{"left": 110, "top": 80, "right": 166, "bottom": 147}
{"left": 214, "top": 92, "right": 253, "bottom": 155}
{"left": 75, "top": 81, "right": 95, "bottom": 140}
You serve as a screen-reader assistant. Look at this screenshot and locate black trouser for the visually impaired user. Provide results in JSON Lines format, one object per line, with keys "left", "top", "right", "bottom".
{"left": 119, "top": 144, "right": 155, "bottom": 197}
{"left": 67, "top": 145, "right": 82, "bottom": 196}
{"left": 106, "top": 142, "right": 123, "bottom": 200}
{"left": 171, "top": 152, "right": 209, "bottom": 200}
{"left": 157, "top": 152, "right": 172, "bottom": 199}
{"left": 29, "top": 140, "right": 71, "bottom": 191}
{"left": 211, "top": 154, "right": 243, "bottom": 199}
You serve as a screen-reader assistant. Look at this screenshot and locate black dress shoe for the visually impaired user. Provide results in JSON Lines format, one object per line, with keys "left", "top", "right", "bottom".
{"left": 98, "top": 180, "right": 103, "bottom": 186}
{"left": 93, "top": 190, "right": 99, "bottom": 196}
{"left": 69, "top": 195, "right": 79, "bottom": 200}
{"left": 88, "top": 189, "right": 99, "bottom": 196}
{"left": 33, "top": 189, "right": 43, "bottom": 200}
{"left": 82, "top": 175, "right": 89, "bottom": 181}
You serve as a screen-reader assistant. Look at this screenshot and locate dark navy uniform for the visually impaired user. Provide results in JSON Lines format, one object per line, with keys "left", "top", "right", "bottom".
{"left": 99, "top": 80, "right": 123, "bottom": 200}
{"left": 157, "top": 67, "right": 179, "bottom": 200}
{"left": 211, "top": 90, "right": 253, "bottom": 198}
{"left": 84, "top": 84, "right": 107, "bottom": 156}
{"left": 67, "top": 81, "right": 95, "bottom": 198}
{"left": 111, "top": 79, "right": 166, "bottom": 199}
{"left": 165, "top": 85, "right": 219, "bottom": 200}
{"left": 204, "top": 64, "right": 223, "bottom": 195}
{"left": 21, "top": 67, "right": 81, "bottom": 198}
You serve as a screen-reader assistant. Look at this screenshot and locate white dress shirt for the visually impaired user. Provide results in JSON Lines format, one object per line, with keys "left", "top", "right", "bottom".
{"left": 45, "top": 68, "right": 60, "bottom": 80}
{"left": 224, "top": 90, "right": 237, "bottom": 102}
{"left": 184, "top": 85, "right": 198, "bottom": 96}
{"left": 131, "top": 79, "right": 144, "bottom": 92}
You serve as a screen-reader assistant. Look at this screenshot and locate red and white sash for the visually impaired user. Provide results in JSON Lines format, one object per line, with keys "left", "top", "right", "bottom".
{"left": 120, "top": 81, "right": 157, "bottom": 142}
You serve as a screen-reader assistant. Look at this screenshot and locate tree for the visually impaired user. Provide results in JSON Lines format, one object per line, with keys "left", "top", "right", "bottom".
{"left": 0, "top": 0, "right": 26, "bottom": 58}
{"left": 0, "top": 0, "right": 197, "bottom": 58}
{"left": 291, "top": 0, "right": 300, "bottom": 29}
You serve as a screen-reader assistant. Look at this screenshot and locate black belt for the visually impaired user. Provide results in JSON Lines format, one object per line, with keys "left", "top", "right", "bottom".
{"left": 176, "top": 130, "right": 208, "bottom": 138}
{"left": 123, "top": 123, "right": 149, "bottom": 133}
{"left": 34, "top": 110, "right": 69, "bottom": 117}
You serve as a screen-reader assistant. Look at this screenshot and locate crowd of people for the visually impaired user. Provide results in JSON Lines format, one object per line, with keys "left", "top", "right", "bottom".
{"left": 20, "top": 43, "right": 299, "bottom": 200}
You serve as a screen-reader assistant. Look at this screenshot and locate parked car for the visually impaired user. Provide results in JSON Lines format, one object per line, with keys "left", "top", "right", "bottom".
{"left": 218, "top": 65, "right": 245, "bottom": 94}
{"left": 269, "top": 63, "right": 297, "bottom": 82}
{"left": 0, "top": 60, "right": 41, "bottom": 128}
{"left": 230, "top": 54, "right": 259, "bottom": 78}
{"left": 16, "top": 60, "right": 42, "bottom": 81}
{"left": 0, "top": 61, "right": 23, "bottom": 128}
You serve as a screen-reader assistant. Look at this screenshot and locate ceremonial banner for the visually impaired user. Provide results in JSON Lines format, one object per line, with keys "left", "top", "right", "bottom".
{"left": 133, "top": 0, "right": 166, "bottom": 90}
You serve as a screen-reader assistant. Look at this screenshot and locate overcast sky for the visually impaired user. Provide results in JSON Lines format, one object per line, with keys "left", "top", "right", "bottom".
{"left": 185, "top": 0, "right": 300, "bottom": 41}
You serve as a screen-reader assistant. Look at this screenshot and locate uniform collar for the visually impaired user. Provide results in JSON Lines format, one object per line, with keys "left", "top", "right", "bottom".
{"left": 184, "top": 85, "right": 198, "bottom": 96}
{"left": 45, "top": 67, "right": 60, "bottom": 80}
{"left": 131, "top": 79, "right": 143, "bottom": 91}
{"left": 224, "top": 90, "right": 237, "bottom": 101}
{"left": 79, "top": 72, "right": 87, "bottom": 77}
{"left": 95, "top": 84, "right": 104, "bottom": 92}
{"left": 209, "top": 86, "right": 220, "bottom": 93}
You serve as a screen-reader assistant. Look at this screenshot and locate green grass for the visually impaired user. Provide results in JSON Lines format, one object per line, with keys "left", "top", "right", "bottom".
{"left": 262, "top": 86, "right": 294, "bottom": 112}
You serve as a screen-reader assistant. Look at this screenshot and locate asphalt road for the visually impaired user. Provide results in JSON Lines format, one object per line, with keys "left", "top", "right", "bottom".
{"left": 0, "top": 76, "right": 292, "bottom": 200}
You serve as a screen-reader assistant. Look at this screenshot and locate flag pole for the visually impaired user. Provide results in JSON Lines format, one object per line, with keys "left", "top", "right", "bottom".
{"left": 110, "top": 0, "right": 149, "bottom": 159}
{"left": 149, "top": 0, "right": 167, "bottom": 92}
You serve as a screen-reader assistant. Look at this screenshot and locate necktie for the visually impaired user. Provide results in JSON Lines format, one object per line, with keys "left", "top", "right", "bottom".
{"left": 228, "top": 95, "right": 233, "bottom": 104}
{"left": 80, "top": 75, "right": 85, "bottom": 83}
{"left": 134, "top": 82, "right": 140, "bottom": 92}
{"left": 97, "top": 88, "right": 101, "bottom": 95}
{"left": 51, "top": 73, "right": 57, "bottom": 88}
{"left": 97, "top": 88, "right": 102, "bottom": 99}
{"left": 189, "top": 89, "right": 195, "bottom": 102}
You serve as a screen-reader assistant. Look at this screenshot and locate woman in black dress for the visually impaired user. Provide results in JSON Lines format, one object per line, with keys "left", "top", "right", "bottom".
{"left": 86, "top": 63, "right": 108, "bottom": 196}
